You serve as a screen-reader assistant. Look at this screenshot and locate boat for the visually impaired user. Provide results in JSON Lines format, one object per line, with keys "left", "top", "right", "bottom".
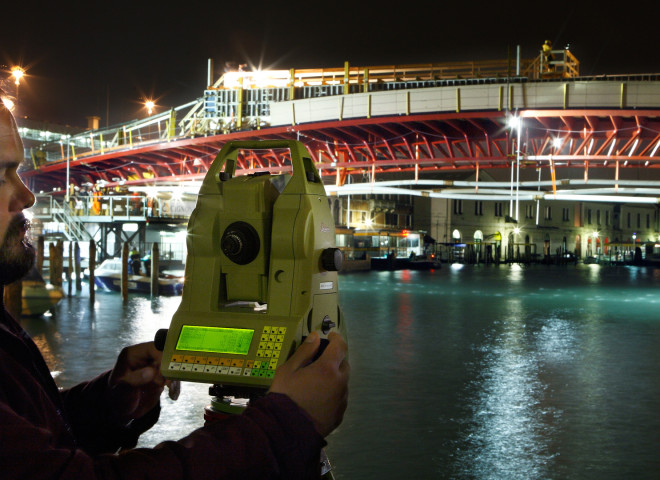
{"left": 371, "top": 253, "right": 441, "bottom": 271}
{"left": 22, "top": 266, "right": 65, "bottom": 316}
{"left": 92, "top": 258, "right": 183, "bottom": 295}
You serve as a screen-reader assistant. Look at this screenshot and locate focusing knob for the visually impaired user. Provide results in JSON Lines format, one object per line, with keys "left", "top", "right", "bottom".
{"left": 321, "top": 316, "right": 336, "bottom": 334}
{"left": 154, "top": 328, "right": 168, "bottom": 351}
{"left": 320, "top": 248, "right": 343, "bottom": 271}
{"left": 221, "top": 222, "right": 260, "bottom": 265}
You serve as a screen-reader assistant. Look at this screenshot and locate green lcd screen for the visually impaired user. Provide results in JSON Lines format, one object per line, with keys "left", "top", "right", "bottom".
{"left": 176, "top": 325, "right": 255, "bottom": 355}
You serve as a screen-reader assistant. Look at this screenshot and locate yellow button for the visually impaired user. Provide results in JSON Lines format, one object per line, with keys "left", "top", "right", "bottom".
{"left": 272, "top": 350, "right": 281, "bottom": 359}
{"left": 263, "top": 326, "right": 271, "bottom": 334}
{"left": 274, "top": 343, "right": 282, "bottom": 351}
{"left": 278, "top": 327, "right": 287, "bottom": 334}
{"left": 276, "top": 335, "right": 285, "bottom": 342}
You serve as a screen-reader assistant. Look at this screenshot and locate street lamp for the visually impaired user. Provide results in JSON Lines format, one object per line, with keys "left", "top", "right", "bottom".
{"left": 10, "top": 67, "right": 25, "bottom": 98}
{"left": 507, "top": 115, "right": 522, "bottom": 222}
{"left": 11, "top": 66, "right": 24, "bottom": 85}
{"left": 145, "top": 100, "right": 155, "bottom": 115}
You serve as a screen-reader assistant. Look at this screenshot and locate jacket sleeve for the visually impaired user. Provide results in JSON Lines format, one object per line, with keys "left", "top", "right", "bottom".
{"left": 59, "top": 370, "right": 161, "bottom": 455}
{"left": 0, "top": 393, "right": 325, "bottom": 480}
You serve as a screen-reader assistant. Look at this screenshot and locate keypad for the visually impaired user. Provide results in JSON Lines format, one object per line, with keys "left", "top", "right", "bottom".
{"left": 168, "top": 325, "right": 287, "bottom": 380}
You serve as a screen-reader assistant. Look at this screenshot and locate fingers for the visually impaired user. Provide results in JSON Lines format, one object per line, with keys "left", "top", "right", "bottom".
{"left": 281, "top": 331, "right": 321, "bottom": 372}
{"left": 124, "top": 342, "right": 163, "bottom": 368}
{"left": 319, "top": 331, "right": 348, "bottom": 369}
{"left": 120, "top": 366, "right": 164, "bottom": 388}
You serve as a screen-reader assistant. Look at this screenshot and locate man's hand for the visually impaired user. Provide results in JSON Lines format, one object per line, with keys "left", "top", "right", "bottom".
{"left": 269, "top": 331, "right": 349, "bottom": 437}
{"left": 108, "top": 342, "right": 167, "bottom": 421}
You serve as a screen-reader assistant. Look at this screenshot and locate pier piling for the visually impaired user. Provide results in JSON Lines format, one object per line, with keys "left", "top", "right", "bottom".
{"left": 151, "top": 242, "right": 159, "bottom": 297}
{"left": 89, "top": 240, "right": 96, "bottom": 304}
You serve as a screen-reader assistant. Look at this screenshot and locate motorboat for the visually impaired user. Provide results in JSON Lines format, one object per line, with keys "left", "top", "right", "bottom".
{"left": 21, "top": 266, "right": 65, "bottom": 316}
{"left": 92, "top": 258, "right": 183, "bottom": 295}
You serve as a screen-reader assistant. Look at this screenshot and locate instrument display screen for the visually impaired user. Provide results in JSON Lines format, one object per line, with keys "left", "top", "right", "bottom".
{"left": 176, "top": 325, "right": 255, "bottom": 355}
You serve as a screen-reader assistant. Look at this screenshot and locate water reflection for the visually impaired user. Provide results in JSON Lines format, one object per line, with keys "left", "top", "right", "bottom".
{"left": 455, "top": 298, "right": 557, "bottom": 479}
{"left": 18, "top": 266, "right": 660, "bottom": 479}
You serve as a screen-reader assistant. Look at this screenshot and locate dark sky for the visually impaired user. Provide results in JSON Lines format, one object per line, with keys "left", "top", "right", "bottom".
{"left": 2, "top": 1, "right": 657, "bottom": 127}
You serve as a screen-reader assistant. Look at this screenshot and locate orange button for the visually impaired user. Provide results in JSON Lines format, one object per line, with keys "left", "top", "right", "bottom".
{"left": 218, "top": 357, "right": 232, "bottom": 366}
{"left": 171, "top": 354, "right": 184, "bottom": 362}
{"left": 231, "top": 359, "right": 244, "bottom": 367}
{"left": 246, "top": 360, "right": 255, "bottom": 368}
{"left": 206, "top": 357, "right": 219, "bottom": 365}
{"left": 195, "top": 356, "right": 207, "bottom": 364}
{"left": 183, "top": 355, "right": 196, "bottom": 364}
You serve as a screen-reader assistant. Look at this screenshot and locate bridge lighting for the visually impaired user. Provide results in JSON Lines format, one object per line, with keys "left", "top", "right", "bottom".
{"left": 145, "top": 100, "right": 155, "bottom": 115}
{"left": 11, "top": 66, "right": 24, "bottom": 85}
{"left": 507, "top": 116, "right": 520, "bottom": 130}
{"left": 552, "top": 137, "right": 562, "bottom": 149}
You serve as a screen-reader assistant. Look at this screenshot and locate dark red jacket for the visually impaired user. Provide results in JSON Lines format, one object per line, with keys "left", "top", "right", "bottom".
{"left": 0, "top": 308, "right": 324, "bottom": 479}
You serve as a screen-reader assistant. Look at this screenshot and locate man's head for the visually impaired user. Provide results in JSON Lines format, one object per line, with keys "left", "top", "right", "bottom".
{"left": 0, "top": 88, "right": 36, "bottom": 285}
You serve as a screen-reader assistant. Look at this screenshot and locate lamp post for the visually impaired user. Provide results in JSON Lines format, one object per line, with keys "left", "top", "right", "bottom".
{"left": 145, "top": 100, "right": 155, "bottom": 116}
{"left": 10, "top": 66, "right": 25, "bottom": 97}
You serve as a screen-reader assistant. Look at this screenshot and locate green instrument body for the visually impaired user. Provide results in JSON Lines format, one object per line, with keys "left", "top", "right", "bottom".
{"left": 160, "top": 140, "right": 346, "bottom": 392}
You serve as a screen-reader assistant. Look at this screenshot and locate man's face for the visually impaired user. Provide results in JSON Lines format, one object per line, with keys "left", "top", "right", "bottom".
{"left": 0, "top": 105, "right": 36, "bottom": 285}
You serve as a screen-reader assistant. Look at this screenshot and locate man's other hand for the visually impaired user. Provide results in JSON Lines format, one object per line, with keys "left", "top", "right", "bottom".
{"left": 269, "top": 331, "right": 349, "bottom": 437}
{"left": 108, "top": 342, "right": 166, "bottom": 421}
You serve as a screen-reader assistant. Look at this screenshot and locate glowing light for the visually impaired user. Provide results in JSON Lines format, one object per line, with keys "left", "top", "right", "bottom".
{"left": 508, "top": 116, "right": 520, "bottom": 130}
{"left": 552, "top": 137, "right": 562, "bottom": 149}
{"left": 145, "top": 100, "right": 155, "bottom": 115}
{"left": 592, "top": 231, "right": 599, "bottom": 238}
{"left": 11, "top": 66, "right": 24, "bottom": 85}
{"left": 2, "top": 97, "right": 15, "bottom": 110}
{"left": 365, "top": 217, "right": 373, "bottom": 228}
{"left": 513, "top": 227, "right": 521, "bottom": 235}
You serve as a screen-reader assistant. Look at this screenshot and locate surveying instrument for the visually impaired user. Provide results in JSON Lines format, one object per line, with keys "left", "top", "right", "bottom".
{"left": 155, "top": 140, "right": 346, "bottom": 477}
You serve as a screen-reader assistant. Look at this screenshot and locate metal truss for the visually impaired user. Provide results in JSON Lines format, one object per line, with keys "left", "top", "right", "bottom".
{"left": 21, "top": 108, "right": 660, "bottom": 196}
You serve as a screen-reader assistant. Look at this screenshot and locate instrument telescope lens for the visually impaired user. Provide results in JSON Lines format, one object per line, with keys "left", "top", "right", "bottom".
{"left": 221, "top": 221, "right": 260, "bottom": 265}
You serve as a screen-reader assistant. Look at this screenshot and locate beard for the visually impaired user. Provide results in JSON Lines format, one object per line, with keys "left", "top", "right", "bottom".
{"left": 0, "top": 214, "right": 36, "bottom": 286}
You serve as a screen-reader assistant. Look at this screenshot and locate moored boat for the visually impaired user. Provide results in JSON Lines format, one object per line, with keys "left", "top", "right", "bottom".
{"left": 21, "top": 266, "right": 65, "bottom": 316}
{"left": 93, "top": 258, "right": 183, "bottom": 295}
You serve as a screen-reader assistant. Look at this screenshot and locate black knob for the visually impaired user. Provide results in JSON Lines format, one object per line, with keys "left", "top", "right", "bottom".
{"left": 154, "top": 328, "right": 168, "bottom": 351}
{"left": 221, "top": 221, "right": 260, "bottom": 265}
{"left": 320, "top": 248, "right": 343, "bottom": 271}
{"left": 321, "top": 315, "right": 336, "bottom": 334}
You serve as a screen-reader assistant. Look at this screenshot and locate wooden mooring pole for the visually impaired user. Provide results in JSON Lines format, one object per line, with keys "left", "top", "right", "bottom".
{"left": 121, "top": 242, "right": 129, "bottom": 302}
{"left": 68, "top": 242, "right": 73, "bottom": 297}
{"left": 3, "top": 280, "right": 22, "bottom": 319}
{"left": 74, "top": 242, "right": 82, "bottom": 291}
{"left": 36, "top": 235, "right": 44, "bottom": 275}
{"left": 89, "top": 240, "right": 96, "bottom": 304}
{"left": 151, "top": 242, "right": 160, "bottom": 297}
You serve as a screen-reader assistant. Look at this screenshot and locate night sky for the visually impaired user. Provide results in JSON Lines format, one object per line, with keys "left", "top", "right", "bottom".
{"left": 2, "top": 0, "right": 657, "bottom": 127}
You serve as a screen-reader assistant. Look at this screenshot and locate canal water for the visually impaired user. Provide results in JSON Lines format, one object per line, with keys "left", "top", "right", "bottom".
{"left": 20, "top": 264, "right": 660, "bottom": 479}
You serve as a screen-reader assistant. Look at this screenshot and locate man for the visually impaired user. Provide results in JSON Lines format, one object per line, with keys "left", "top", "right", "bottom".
{"left": 0, "top": 92, "right": 349, "bottom": 478}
